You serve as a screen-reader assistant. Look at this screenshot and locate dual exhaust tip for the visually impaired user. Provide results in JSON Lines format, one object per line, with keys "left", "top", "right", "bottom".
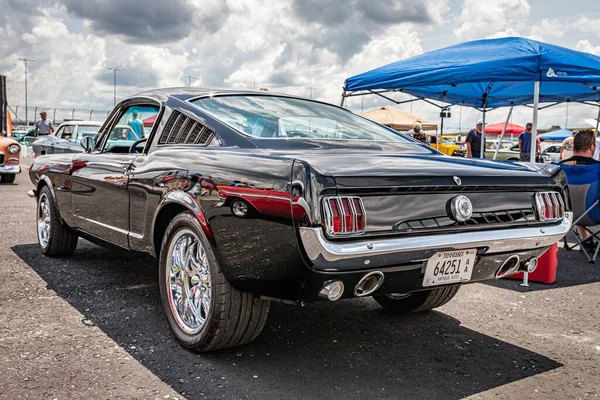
{"left": 320, "top": 254, "right": 538, "bottom": 301}
{"left": 319, "top": 271, "right": 385, "bottom": 301}
{"left": 495, "top": 255, "right": 539, "bottom": 279}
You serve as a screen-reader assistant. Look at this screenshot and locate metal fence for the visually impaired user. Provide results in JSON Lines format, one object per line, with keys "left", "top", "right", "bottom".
{"left": 9, "top": 105, "right": 111, "bottom": 126}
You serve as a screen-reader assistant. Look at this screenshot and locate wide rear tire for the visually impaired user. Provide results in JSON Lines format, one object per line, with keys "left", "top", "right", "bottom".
{"left": 373, "top": 285, "right": 461, "bottom": 313}
{"left": 158, "top": 212, "right": 270, "bottom": 352}
{"left": 36, "top": 185, "right": 78, "bottom": 256}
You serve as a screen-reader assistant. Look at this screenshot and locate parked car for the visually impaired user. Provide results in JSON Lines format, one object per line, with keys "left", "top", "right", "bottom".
{"left": 31, "top": 121, "right": 102, "bottom": 156}
{"left": 0, "top": 134, "right": 21, "bottom": 183}
{"left": 13, "top": 127, "right": 35, "bottom": 146}
{"left": 28, "top": 88, "right": 572, "bottom": 352}
{"left": 542, "top": 144, "right": 561, "bottom": 162}
{"left": 485, "top": 140, "right": 520, "bottom": 160}
{"left": 485, "top": 140, "right": 551, "bottom": 163}
{"left": 32, "top": 122, "right": 139, "bottom": 156}
{"left": 429, "top": 134, "right": 466, "bottom": 157}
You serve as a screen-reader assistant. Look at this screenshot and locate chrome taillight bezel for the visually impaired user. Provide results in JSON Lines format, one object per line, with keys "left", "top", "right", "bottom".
{"left": 534, "top": 191, "right": 565, "bottom": 221}
{"left": 322, "top": 196, "right": 367, "bottom": 236}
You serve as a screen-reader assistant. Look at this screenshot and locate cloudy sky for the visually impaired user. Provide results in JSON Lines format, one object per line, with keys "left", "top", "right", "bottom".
{"left": 1, "top": 0, "right": 599, "bottom": 131}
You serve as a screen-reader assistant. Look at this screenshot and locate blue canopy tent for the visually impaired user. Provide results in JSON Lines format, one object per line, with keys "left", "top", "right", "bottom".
{"left": 342, "top": 37, "right": 600, "bottom": 161}
{"left": 538, "top": 129, "right": 573, "bottom": 141}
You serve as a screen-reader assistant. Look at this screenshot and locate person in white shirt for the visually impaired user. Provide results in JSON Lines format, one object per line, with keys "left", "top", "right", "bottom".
{"left": 34, "top": 111, "right": 54, "bottom": 137}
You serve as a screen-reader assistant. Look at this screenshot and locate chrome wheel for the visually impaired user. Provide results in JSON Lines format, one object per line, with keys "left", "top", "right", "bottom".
{"left": 166, "top": 229, "right": 211, "bottom": 334}
{"left": 231, "top": 200, "right": 248, "bottom": 217}
{"left": 37, "top": 193, "right": 51, "bottom": 248}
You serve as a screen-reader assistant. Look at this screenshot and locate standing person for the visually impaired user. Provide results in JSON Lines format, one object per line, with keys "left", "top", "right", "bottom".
{"left": 465, "top": 119, "right": 486, "bottom": 158}
{"left": 559, "top": 131, "right": 575, "bottom": 161}
{"left": 517, "top": 122, "right": 541, "bottom": 162}
{"left": 408, "top": 122, "right": 427, "bottom": 144}
{"left": 128, "top": 110, "right": 144, "bottom": 138}
{"left": 34, "top": 111, "right": 54, "bottom": 138}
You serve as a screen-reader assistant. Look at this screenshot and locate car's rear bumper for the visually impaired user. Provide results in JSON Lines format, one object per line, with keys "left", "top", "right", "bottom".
{"left": 0, "top": 165, "right": 21, "bottom": 174}
{"left": 297, "top": 214, "right": 571, "bottom": 301}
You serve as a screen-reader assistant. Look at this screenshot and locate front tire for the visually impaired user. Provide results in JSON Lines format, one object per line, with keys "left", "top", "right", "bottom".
{"left": 37, "top": 185, "right": 78, "bottom": 256}
{"left": 159, "top": 212, "right": 270, "bottom": 352}
{"left": 1, "top": 174, "right": 16, "bottom": 183}
{"left": 373, "top": 285, "right": 461, "bottom": 313}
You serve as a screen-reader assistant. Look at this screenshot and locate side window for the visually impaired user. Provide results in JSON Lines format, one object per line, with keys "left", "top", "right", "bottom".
{"left": 54, "top": 126, "right": 64, "bottom": 138}
{"left": 62, "top": 125, "right": 75, "bottom": 139}
{"left": 98, "top": 104, "right": 160, "bottom": 154}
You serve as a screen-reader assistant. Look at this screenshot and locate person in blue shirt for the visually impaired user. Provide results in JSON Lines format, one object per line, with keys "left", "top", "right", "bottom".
{"left": 518, "top": 122, "right": 541, "bottom": 161}
{"left": 128, "top": 110, "right": 144, "bottom": 139}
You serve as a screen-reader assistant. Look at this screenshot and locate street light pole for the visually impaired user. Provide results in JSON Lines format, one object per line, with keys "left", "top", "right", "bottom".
{"left": 184, "top": 75, "right": 198, "bottom": 87}
{"left": 17, "top": 57, "right": 34, "bottom": 126}
{"left": 306, "top": 86, "right": 316, "bottom": 99}
{"left": 249, "top": 81, "right": 258, "bottom": 89}
{"left": 107, "top": 67, "right": 123, "bottom": 106}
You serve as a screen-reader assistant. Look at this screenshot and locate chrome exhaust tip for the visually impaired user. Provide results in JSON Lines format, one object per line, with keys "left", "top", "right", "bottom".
{"left": 495, "top": 255, "right": 521, "bottom": 279}
{"left": 319, "top": 280, "right": 345, "bottom": 301}
{"left": 526, "top": 257, "right": 538, "bottom": 273}
{"left": 354, "top": 271, "right": 384, "bottom": 297}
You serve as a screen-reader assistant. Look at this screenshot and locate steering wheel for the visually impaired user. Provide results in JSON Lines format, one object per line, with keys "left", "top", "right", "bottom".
{"left": 129, "top": 137, "right": 148, "bottom": 153}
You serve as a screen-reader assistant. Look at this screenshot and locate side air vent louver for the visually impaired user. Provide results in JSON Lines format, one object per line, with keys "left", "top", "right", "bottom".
{"left": 158, "top": 110, "right": 215, "bottom": 146}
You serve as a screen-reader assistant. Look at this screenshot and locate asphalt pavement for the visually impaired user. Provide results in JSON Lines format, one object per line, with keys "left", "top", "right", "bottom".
{"left": 0, "top": 167, "right": 599, "bottom": 399}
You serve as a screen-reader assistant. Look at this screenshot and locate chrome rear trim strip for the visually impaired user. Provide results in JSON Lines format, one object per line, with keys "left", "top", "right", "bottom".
{"left": 300, "top": 212, "right": 572, "bottom": 270}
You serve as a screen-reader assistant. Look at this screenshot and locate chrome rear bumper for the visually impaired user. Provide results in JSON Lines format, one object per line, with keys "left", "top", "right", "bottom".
{"left": 300, "top": 212, "right": 572, "bottom": 271}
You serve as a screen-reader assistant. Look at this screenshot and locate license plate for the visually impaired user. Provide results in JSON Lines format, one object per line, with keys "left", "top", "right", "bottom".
{"left": 422, "top": 249, "right": 476, "bottom": 287}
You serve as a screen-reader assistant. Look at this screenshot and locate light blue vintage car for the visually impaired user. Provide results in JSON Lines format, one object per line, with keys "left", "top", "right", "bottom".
{"left": 32, "top": 122, "right": 140, "bottom": 156}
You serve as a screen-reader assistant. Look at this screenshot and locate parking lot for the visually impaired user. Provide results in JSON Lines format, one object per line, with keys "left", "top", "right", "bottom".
{"left": 1, "top": 169, "right": 599, "bottom": 400}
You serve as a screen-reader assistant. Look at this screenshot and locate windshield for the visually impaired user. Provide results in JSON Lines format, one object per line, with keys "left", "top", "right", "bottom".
{"left": 109, "top": 126, "right": 139, "bottom": 141}
{"left": 191, "top": 95, "right": 411, "bottom": 142}
{"left": 76, "top": 125, "right": 101, "bottom": 140}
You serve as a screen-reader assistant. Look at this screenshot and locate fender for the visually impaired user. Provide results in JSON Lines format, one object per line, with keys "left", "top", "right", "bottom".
{"left": 35, "top": 175, "right": 63, "bottom": 220}
{"left": 153, "top": 189, "right": 215, "bottom": 246}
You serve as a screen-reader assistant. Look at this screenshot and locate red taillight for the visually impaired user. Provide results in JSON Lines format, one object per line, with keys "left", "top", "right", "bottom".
{"left": 353, "top": 198, "right": 366, "bottom": 231}
{"left": 542, "top": 194, "right": 551, "bottom": 219}
{"left": 328, "top": 198, "right": 343, "bottom": 233}
{"left": 535, "top": 192, "right": 564, "bottom": 221}
{"left": 324, "top": 197, "right": 366, "bottom": 236}
{"left": 340, "top": 198, "right": 354, "bottom": 232}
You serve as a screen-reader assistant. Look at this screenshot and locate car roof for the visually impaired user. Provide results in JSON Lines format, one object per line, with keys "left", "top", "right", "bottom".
{"left": 130, "top": 87, "right": 340, "bottom": 109}
{"left": 57, "top": 121, "right": 104, "bottom": 127}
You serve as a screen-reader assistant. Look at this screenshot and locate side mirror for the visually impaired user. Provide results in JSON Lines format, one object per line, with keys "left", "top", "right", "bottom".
{"left": 80, "top": 136, "right": 95, "bottom": 153}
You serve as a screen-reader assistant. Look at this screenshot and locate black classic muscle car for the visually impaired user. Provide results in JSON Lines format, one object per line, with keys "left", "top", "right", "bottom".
{"left": 28, "top": 88, "right": 572, "bottom": 352}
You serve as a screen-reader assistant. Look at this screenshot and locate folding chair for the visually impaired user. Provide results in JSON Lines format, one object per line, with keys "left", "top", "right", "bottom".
{"left": 559, "top": 163, "right": 600, "bottom": 263}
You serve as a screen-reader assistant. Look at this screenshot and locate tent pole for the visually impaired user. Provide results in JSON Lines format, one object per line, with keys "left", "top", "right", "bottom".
{"left": 340, "top": 91, "right": 346, "bottom": 107}
{"left": 530, "top": 81, "right": 540, "bottom": 163}
{"left": 595, "top": 103, "right": 600, "bottom": 133}
{"left": 480, "top": 110, "right": 486, "bottom": 159}
{"left": 494, "top": 106, "right": 513, "bottom": 160}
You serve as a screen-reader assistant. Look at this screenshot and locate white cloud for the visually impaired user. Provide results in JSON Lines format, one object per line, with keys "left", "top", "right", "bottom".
{"left": 454, "top": 0, "right": 531, "bottom": 40}
{"left": 571, "top": 16, "right": 600, "bottom": 38}
{"left": 1, "top": 0, "right": 596, "bottom": 131}
{"left": 529, "top": 18, "right": 564, "bottom": 40}
{"left": 575, "top": 39, "right": 600, "bottom": 56}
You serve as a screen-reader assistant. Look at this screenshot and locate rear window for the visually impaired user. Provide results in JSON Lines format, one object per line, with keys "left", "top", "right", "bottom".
{"left": 190, "top": 95, "right": 411, "bottom": 142}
